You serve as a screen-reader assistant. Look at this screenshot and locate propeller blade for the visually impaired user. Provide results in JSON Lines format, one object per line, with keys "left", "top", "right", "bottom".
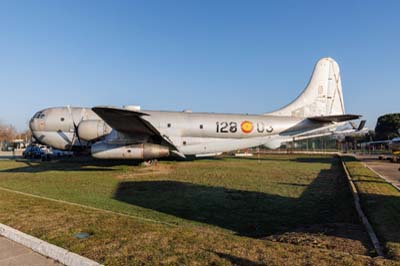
{"left": 357, "top": 120, "right": 366, "bottom": 131}
{"left": 66, "top": 105, "right": 84, "bottom": 150}
{"left": 75, "top": 108, "right": 87, "bottom": 145}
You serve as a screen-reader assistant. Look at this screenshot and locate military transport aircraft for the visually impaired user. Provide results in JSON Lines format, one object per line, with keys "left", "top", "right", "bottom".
{"left": 29, "top": 57, "right": 362, "bottom": 160}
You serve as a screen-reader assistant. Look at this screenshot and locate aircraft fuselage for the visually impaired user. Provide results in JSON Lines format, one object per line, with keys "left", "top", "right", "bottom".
{"left": 30, "top": 107, "right": 319, "bottom": 155}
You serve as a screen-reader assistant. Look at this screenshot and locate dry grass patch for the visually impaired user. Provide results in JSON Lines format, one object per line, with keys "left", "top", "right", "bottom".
{"left": 117, "top": 164, "right": 174, "bottom": 179}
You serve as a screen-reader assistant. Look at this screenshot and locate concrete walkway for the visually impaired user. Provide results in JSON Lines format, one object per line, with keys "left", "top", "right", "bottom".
{"left": 0, "top": 236, "right": 62, "bottom": 266}
{"left": 356, "top": 154, "right": 400, "bottom": 189}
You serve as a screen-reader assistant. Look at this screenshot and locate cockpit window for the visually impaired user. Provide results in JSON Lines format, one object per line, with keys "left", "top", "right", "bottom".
{"left": 34, "top": 112, "right": 46, "bottom": 119}
{"left": 34, "top": 111, "right": 42, "bottom": 119}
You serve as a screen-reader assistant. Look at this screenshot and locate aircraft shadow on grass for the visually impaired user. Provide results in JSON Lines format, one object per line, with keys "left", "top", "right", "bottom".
{"left": 112, "top": 159, "right": 373, "bottom": 247}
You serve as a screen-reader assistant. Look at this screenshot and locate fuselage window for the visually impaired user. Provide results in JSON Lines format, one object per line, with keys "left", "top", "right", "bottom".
{"left": 167, "top": 123, "right": 171, "bottom": 128}
{"left": 183, "top": 141, "right": 187, "bottom": 145}
{"left": 200, "top": 124, "right": 203, "bottom": 129}
{"left": 60, "top": 117, "right": 65, "bottom": 122}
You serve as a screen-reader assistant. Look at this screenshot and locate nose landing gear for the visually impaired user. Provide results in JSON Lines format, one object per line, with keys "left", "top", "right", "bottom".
{"left": 142, "top": 159, "right": 158, "bottom": 167}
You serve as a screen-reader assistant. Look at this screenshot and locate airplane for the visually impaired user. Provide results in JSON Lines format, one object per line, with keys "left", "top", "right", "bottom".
{"left": 29, "top": 57, "right": 362, "bottom": 161}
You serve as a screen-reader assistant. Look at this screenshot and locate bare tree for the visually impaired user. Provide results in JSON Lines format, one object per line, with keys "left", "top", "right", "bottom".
{"left": 18, "top": 129, "right": 32, "bottom": 142}
{"left": 0, "top": 121, "right": 17, "bottom": 142}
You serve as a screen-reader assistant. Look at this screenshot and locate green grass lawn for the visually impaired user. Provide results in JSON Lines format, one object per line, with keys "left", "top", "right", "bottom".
{"left": 0, "top": 155, "right": 397, "bottom": 265}
{"left": 343, "top": 156, "right": 400, "bottom": 260}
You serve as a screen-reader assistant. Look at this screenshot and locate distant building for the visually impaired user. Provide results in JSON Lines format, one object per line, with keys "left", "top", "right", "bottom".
{"left": 1, "top": 139, "right": 28, "bottom": 151}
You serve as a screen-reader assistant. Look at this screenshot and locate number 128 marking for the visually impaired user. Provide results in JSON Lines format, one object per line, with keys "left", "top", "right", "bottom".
{"left": 216, "top": 121, "right": 237, "bottom": 133}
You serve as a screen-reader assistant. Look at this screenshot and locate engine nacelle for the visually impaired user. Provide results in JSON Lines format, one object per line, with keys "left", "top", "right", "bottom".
{"left": 77, "top": 120, "right": 112, "bottom": 141}
{"left": 91, "top": 142, "right": 170, "bottom": 160}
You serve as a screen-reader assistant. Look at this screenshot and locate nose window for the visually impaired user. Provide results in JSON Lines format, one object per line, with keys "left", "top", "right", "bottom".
{"left": 34, "top": 111, "right": 46, "bottom": 119}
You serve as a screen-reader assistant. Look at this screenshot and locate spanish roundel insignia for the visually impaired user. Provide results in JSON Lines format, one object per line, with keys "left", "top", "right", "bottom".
{"left": 241, "top": 121, "right": 253, "bottom": 133}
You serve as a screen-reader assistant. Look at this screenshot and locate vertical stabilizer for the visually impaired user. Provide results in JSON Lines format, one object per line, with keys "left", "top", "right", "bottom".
{"left": 266, "top": 57, "right": 345, "bottom": 117}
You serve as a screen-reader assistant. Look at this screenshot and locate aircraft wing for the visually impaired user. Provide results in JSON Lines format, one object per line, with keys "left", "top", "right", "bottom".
{"left": 92, "top": 106, "right": 159, "bottom": 135}
{"left": 92, "top": 107, "right": 181, "bottom": 155}
{"left": 92, "top": 106, "right": 185, "bottom": 158}
{"left": 308, "top": 114, "right": 361, "bottom": 123}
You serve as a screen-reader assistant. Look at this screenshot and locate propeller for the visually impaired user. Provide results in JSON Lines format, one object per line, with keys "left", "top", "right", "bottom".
{"left": 67, "top": 106, "right": 85, "bottom": 150}
{"left": 357, "top": 120, "right": 366, "bottom": 131}
{"left": 349, "top": 120, "right": 366, "bottom": 131}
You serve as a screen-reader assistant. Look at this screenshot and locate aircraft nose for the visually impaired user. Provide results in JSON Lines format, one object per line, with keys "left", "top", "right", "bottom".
{"left": 29, "top": 114, "right": 38, "bottom": 133}
{"left": 29, "top": 109, "right": 47, "bottom": 135}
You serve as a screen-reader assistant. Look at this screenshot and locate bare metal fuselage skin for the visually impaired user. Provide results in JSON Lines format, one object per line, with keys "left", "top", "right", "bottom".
{"left": 30, "top": 107, "right": 317, "bottom": 156}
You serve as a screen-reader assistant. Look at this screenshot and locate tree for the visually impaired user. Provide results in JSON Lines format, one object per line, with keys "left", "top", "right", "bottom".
{"left": 17, "top": 129, "right": 32, "bottom": 142}
{"left": 0, "top": 121, "right": 17, "bottom": 142}
{"left": 375, "top": 113, "right": 400, "bottom": 140}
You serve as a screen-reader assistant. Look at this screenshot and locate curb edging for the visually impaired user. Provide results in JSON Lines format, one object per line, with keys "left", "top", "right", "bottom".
{"left": 339, "top": 156, "right": 384, "bottom": 257}
{"left": 0, "top": 223, "right": 103, "bottom": 266}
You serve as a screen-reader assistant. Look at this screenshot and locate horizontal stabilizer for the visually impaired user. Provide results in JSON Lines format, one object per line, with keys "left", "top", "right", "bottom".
{"left": 308, "top": 114, "right": 361, "bottom": 123}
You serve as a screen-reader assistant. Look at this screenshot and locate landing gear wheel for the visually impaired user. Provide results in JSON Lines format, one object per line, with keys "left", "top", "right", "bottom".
{"left": 142, "top": 159, "right": 158, "bottom": 166}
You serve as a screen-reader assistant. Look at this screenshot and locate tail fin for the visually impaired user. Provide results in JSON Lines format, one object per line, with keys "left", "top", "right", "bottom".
{"left": 266, "top": 57, "right": 345, "bottom": 118}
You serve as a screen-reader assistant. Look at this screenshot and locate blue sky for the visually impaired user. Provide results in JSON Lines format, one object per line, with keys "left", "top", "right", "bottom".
{"left": 0, "top": 0, "right": 398, "bottom": 130}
